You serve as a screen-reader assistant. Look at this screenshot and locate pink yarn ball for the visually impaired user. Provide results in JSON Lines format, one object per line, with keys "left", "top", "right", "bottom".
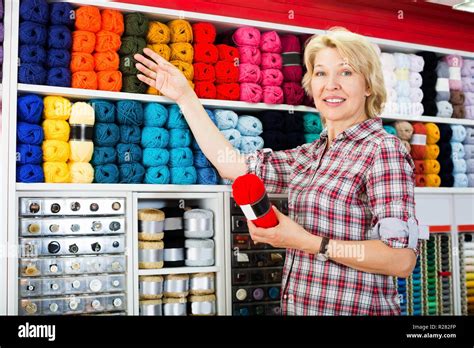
{"left": 232, "top": 27, "right": 261, "bottom": 47}
{"left": 261, "top": 69, "right": 284, "bottom": 87}
{"left": 283, "top": 82, "right": 305, "bottom": 105}
{"left": 282, "top": 66, "right": 303, "bottom": 82}
{"left": 261, "top": 53, "right": 282, "bottom": 70}
{"left": 280, "top": 34, "right": 301, "bottom": 53}
{"left": 238, "top": 46, "right": 261, "bottom": 65}
{"left": 238, "top": 63, "right": 261, "bottom": 84}
{"left": 263, "top": 86, "right": 284, "bottom": 104}
{"left": 260, "top": 31, "right": 282, "bottom": 53}
{"left": 240, "top": 83, "right": 263, "bottom": 103}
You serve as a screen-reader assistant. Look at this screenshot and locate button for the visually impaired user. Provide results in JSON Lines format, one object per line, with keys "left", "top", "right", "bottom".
{"left": 28, "top": 223, "right": 40, "bottom": 234}
{"left": 25, "top": 263, "right": 39, "bottom": 276}
{"left": 90, "top": 203, "right": 99, "bottom": 212}
{"left": 89, "top": 279, "right": 102, "bottom": 292}
{"left": 70, "top": 224, "right": 80, "bottom": 232}
{"left": 69, "top": 244, "right": 79, "bottom": 253}
{"left": 92, "top": 221, "right": 103, "bottom": 232}
{"left": 113, "top": 298, "right": 122, "bottom": 307}
{"left": 71, "top": 262, "right": 81, "bottom": 271}
{"left": 112, "top": 202, "right": 121, "bottom": 211}
{"left": 109, "top": 221, "right": 121, "bottom": 231}
{"left": 50, "top": 282, "right": 59, "bottom": 291}
{"left": 91, "top": 242, "right": 101, "bottom": 252}
{"left": 71, "top": 202, "right": 81, "bottom": 211}
{"left": 50, "top": 203, "right": 61, "bottom": 213}
{"left": 29, "top": 202, "right": 40, "bottom": 213}
{"left": 112, "top": 241, "right": 120, "bottom": 248}
{"left": 49, "top": 224, "right": 60, "bottom": 233}
{"left": 236, "top": 288, "right": 247, "bottom": 301}
{"left": 49, "top": 264, "right": 58, "bottom": 273}
{"left": 47, "top": 241, "right": 61, "bottom": 254}
{"left": 49, "top": 303, "right": 59, "bottom": 312}
{"left": 69, "top": 299, "right": 79, "bottom": 310}
{"left": 112, "top": 280, "right": 120, "bottom": 287}
{"left": 111, "top": 261, "right": 121, "bottom": 272}
{"left": 283, "top": 294, "right": 288, "bottom": 300}
{"left": 72, "top": 280, "right": 81, "bottom": 289}
{"left": 26, "top": 284, "right": 35, "bottom": 291}
{"left": 92, "top": 299, "right": 101, "bottom": 309}
{"left": 24, "top": 302, "right": 37, "bottom": 314}
{"left": 252, "top": 288, "right": 265, "bottom": 301}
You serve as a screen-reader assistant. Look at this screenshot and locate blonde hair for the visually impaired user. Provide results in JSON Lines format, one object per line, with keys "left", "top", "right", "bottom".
{"left": 302, "top": 27, "right": 386, "bottom": 118}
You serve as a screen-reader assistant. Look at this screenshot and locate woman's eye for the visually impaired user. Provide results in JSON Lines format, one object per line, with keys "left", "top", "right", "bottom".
{"left": 314, "top": 71, "right": 325, "bottom": 77}
{"left": 342, "top": 70, "right": 352, "bottom": 76}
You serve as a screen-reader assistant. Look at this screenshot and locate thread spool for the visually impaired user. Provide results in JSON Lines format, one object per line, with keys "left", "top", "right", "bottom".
{"left": 138, "top": 208, "right": 165, "bottom": 241}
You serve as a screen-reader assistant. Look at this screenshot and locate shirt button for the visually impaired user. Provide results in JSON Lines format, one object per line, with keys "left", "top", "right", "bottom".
{"left": 283, "top": 294, "right": 288, "bottom": 300}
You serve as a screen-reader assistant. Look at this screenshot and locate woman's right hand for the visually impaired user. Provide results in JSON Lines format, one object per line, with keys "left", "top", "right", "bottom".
{"left": 134, "top": 48, "right": 195, "bottom": 104}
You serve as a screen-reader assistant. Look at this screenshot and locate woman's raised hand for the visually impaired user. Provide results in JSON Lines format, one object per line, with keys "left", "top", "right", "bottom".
{"left": 134, "top": 48, "right": 194, "bottom": 104}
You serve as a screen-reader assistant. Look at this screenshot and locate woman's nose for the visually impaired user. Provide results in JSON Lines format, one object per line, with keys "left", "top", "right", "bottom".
{"left": 324, "top": 73, "right": 341, "bottom": 90}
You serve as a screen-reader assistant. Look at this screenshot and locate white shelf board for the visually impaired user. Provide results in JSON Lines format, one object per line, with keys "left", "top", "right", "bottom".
{"left": 415, "top": 187, "right": 474, "bottom": 194}
{"left": 381, "top": 114, "right": 474, "bottom": 127}
{"left": 16, "top": 183, "right": 232, "bottom": 192}
{"left": 138, "top": 266, "right": 219, "bottom": 276}
{"left": 17, "top": 84, "right": 318, "bottom": 113}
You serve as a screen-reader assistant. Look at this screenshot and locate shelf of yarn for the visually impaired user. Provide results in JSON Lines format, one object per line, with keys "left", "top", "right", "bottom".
{"left": 17, "top": 84, "right": 317, "bottom": 113}
{"left": 138, "top": 266, "right": 219, "bottom": 276}
{"left": 18, "top": 84, "right": 474, "bottom": 127}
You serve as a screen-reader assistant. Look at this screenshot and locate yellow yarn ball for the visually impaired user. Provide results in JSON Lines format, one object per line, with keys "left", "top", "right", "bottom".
{"left": 169, "top": 43, "right": 194, "bottom": 63}
{"left": 425, "top": 144, "right": 440, "bottom": 160}
{"left": 167, "top": 19, "right": 193, "bottom": 43}
{"left": 425, "top": 122, "right": 440, "bottom": 145}
{"left": 147, "top": 86, "right": 162, "bottom": 95}
{"left": 147, "top": 43, "right": 171, "bottom": 61}
{"left": 42, "top": 140, "right": 70, "bottom": 162}
{"left": 43, "top": 96, "right": 72, "bottom": 120}
{"left": 43, "top": 162, "right": 70, "bottom": 183}
{"left": 170, "top": 60, "right": 194, "bottom": 80}
{"left": 69, "top": 161, "right": 94, "bottom": 183}
{"left": 42, "top": 119, "right": 70, "bottom": 141}
{"left": 425, "top": 174, "right": 441, "bottom": 187}
{"left": 147, "top": 21, "right": 170, "bottom": 44}
{"left": 69, "top": 140, "right": 94, "bottom": 162}
{"left": 70, "top": 102, "right": 95, "bottom": 125}
{"left": 423, "top": 159, "right": 440, "bottom": 175}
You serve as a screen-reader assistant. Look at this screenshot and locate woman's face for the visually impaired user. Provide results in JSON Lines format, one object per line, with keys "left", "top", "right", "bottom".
{"left": 310, "top": 47, "right": 370, "bottom": 122}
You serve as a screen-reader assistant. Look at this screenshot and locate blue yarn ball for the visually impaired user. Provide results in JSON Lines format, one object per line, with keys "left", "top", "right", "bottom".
{"left": 20, "top": 0, "right": 49, "bottom": 24}
{"left": 91, "top": 147, "right": 117, "bottom": 166}
{"left": 167, "top": 104, "right": 188, "bottom": 129}
{"left": 17, "top": 144, "right": 43, "bottom": 164}
{"left": 383, "top": 125, "right": 397, "bottom": 136}
{"left": 19, "top": 21, "right": 47, "bottom": 45}
{"left": 19, "top": 63, "right": 47, "bottom": 85}
{"left": 221, "top": 129, "right": 241, "bottom": 148}
{"left": 47, "top": 49, "right": 70, "bottom": 68}
{"left": 214, "top": 109, "right": 238, "bottom": 130}
{"left": 48, "top": 25, "right": 72, "bottom": 49}
{"left": 120, "top": 125, "right": 141, "bottom": 144}
{"left": 193, "top": 150, "right": 211, "bottom": 168}
{"left": 94, "top": 164, "right": 119, "bottom": 183}
{"left": 170, "top": 166, "right": 197, "bottom": 185}
{"left": 142, "top": 148, "right": 170, "bottom": 167}
{"left": 17, "top": 122, "right": 44, "bottom": 145}
{"left": 141, "top": 127, "right": 169, "bottom": 148}
{"left": 19, "top": 44, "right": 47, "bottom": 64}
{"left": 117, "top": 143, "right": 143, "bottom": 164}
{"left": 197, "top": 167, "right": 218, "bottom": 185}
{"left": 17, "top": 94, "right": 43, "bottom": 124}
{"left": 94, "top": 123, "right": 120, "bottom": 147}
{"left": 144, "top": 166, "right": 171, "bottom": 184}
{"left": 117, "top": 101, "right": 144, "bottom": 126}
{"left": 90, "top": 100, "right": 116, "bottom": 123}
{"left": 205, "top": 109, "right": 218, "bottom": 126}
{"left": 169, "top": 129, "right": 192, "bottom": 148}
{"left": 237, "top": 115, "right": 262, "bottom": 136}
{"left": 169, "top": 147, "right": 193, "bottom": 167}
{"left": 240, "top": 136, "right": 264, "bottom": 154}
{"left": 191, "top": 139, "right": 201, "bottom": 151}
{"left": 17, "top": 164, "right": 44, "bottom": 183}
{"left": 144, "top": 103, "right": 168, "bottom": 127}
{"left": 49, "top": 2, "right": 74, "bottom": 26}
{"left": 453, "top": 173, "right": 468, "bottom": 187}
{"left": 47, "top": 67, "right": 71, "bottom": 87}
{"left": 119, "top": 163, "right": 145, "bottom": 183}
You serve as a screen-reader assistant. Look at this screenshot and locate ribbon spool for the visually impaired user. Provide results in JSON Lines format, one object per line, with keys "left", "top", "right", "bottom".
{"left": 184, "top": 209, "right": 214, "bottom": 238}
{"left": 139, "top": 275, "right": 164, "bottom": 300}
{"left": 188, "top": 294, "right": 216, "bottom": 316}
{"left": 138, "top": 241, "right": 164, "bottom": 269}
{"left": 185, "top": 238, "right": 214, "bottom": 267}
{"left": 138, "top": 208, "right": 165, "bottom": 241}
{"left": 189, "top": 273, "right": 215, "bottom": 295}
{"left": 139, "top": 299, "right": 162, "bottom": 316}
{"left": 163, "top": 297, "right": 187, "bottom": 316}
{"left": 163, "top": 237, "right": 185, "bottom": 267}
{"left": 163, "top": 274, "right": 189, "bottom": 298}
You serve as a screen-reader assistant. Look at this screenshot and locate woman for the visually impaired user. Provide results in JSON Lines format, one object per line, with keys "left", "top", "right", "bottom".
{"left": 134, "top": 27, "right": 422, "bottom": 315}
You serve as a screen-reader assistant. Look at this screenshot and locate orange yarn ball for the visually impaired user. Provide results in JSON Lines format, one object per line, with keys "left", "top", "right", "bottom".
{"left": 94, "top": 51, "right": 120, "bottom": 71}
{"left": 101, "top": 9, "right": 124, "bottom": 35}
{"left": 70, "top": 52, "right": 94, "bottom": 72}
{"left": 170, "top": 60, "right": 194, "bottom": 80}
{"left": 147, "top": 44, "right": 171, "bottom": 61}
{"left": 75, "top": 6, "right": 101, "bottom": 33}
{"left": 72, "top": 71, "right": 98, "bottom": 89}
{"left": 170, "top": 43, "right": 194, "bottom": 63}
{"left": 147, "top": 86, "right": 162, "bottom": 95}
{"left": 72, "top": 31, "right": 96, "bottom": 54}
{"left": 97, "top": 71, "right": 122, "bottom": 91}
{"left": 95, "top": 31, "right": 121, "bottom": 53}
{"left": 425, "top": 144, "right": 440, "bottom": 160}
{"left": 425, "top": 174, "right": 441, "bottom": 187}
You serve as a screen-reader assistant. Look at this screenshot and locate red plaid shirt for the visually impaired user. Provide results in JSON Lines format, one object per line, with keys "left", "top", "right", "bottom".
{"left": 246, "top": 117, "right": 418, "bottom": 315}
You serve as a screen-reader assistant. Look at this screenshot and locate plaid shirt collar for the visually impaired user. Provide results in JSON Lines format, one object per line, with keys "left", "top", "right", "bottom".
{"left": 319, "top": 117, "right": 383, "bottom": 143}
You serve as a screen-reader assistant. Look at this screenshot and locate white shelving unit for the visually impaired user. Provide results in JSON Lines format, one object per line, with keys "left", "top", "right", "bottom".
{"left": 2, "top": 0, "right": 473, "bottom": 316}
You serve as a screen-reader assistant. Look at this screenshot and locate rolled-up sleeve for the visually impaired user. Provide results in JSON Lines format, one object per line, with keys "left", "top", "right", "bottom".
{"left": 245, "top": 146, "right": 303, "bottom": 194}
{"left": 366, "top": 136, "right": 421, "bottom": 255}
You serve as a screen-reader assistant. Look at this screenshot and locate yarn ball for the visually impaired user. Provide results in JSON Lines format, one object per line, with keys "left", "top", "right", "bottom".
{"left": 170, "top": 166, "right": 197, "bottom": 185}
{"left": 232, "top": 27, "right": 261, "bottom": 47}
{"left": 117, "top": 143, "right": 143, "bottom": 164}
{"left": 197, "top": 167, "right": 218, "bottom": 185}
{"left": 47, "top": 67, "right": 71, "bottom": 87}
{"left": 170, "top": 43, "right": 194, "bottom": 63}
{"left": 42, "top": 140, "right": 70, "bottom": 162}
{"left": 259, "top": 111, "right": 286, "bottom": 130}
{"left": 260, "top": 31, "right": 282, "bottom": 53}
{"left": 261, "top": 53, "right": 283, "bottom": 70}
{"left": 144, "top": 166, "right": 171, "bottom": 184}
{"left": 193, "top": 150, "right": 211, "bottom": 168}
{"left": 42, "top": 120, "right": 70, "bottom": 142}
{"left": 168, "top": 19, "right": 193, "bottom": 43}
{"left": 141, "top": 127, "right": 169, "bottom": 148}
{"left": 216, "top": 83, "right": 240, "bottom": 101}
{"left": 49, "top": 2, "right": 74, "bottom": 26}
{"left": 120, "top": 125, "right": 141, "bottom": 144}
{"left": 72, "top": 71, "right": 98, "bottom": 89}
{"left": 48, "top": 25, "right": 72, "bottom": 49}
{"left": 20, "top": 0, "right": 49, "bottom": 24}
{"left": 18, "top": 63, "right": 47, "bottom": 85}
{"left": 215, "top": 61, "right": 239, "bottom": 84}
{"left": 425, "top": 123, "right": 440, "bottom": 144}
{"left": 72, "top": 30, "right": 96, "bottom": 54}
{"left": 94, "top": 123, "right": 120, "bottom": 147}
{"left": 47, "top": 49, "right": 71, "bottom": 68}
{"left": 169, "top": 148, "right": 194, "bottom": 167}
{"left": 236, "top": 116, "right": 263, "bottom": 136}
{"left": 91, "top": 146, "right": 117, "bottom": 166}
{"left": 119, "top": 163, "right": 145, "bottom": 183}
{"left": 17, "top": 144, "right": 43, "bottom": 164}
{"left": 124, "top": 13, "right": 149, "bottom": 36}
{"left": 101, "top": 9, "right": 124, "bottom": 36}
{"left": 214, "top": 109, "right": 238, "bottom": 130}
{"left": 97, "top": 70, "right": 122, "bottom": 92}
{"left": 142, "top": 148, "right": 170, "bottom": 167}
{"left": 69, "top": 140, "right": 94, "bottom": 162}
{"left": 17, "top": 164, "right": 44, "bottom": 183}
{"left": 119, "top": 36, "right": 147, "bottom": 55}
{"left": 19, "top": 44, "right": 47, "bottom": 65}
{"left": 94, "top": 164, "right": 119, "bottom": 183}
{"left": 167, "top": 105, "right": 189, "bottom": 129}
{"left": 169, "top": 129, "right": 192, "bottom": 148}
{"left": 303, "top": 113, "right": 323, "bottom": 134}
{"left": 95, "top": 51, "right": 120, "bottom": 71}
{"left": 221, "top": 129, "right": 242, "bottom": 148}
{"left": 19, "top": 21, "right": 47, "bottom": 45}
{"left": 146, "top": 21, "right": 170, "bottom": 44}
{"left": 43, "top": 161, "right": 70, "bottom": 183}
{"left": 240, "top": 136, "right": 264, "bottom": 154}
{"left": 18, "top": 94, "right": 43, "bottom": 124}
{"left": 193, "top": 43, "right": 218, "bottom": 64}
{"left": 144, "top": 102, "right": 168, "bottom": 127}
{"left": 90, "top": 99, "right": 116, "bottom": 123}
{"left": 262, "top": 86, "right": 284, "bottom": 104}
{"left": 69, "top": 161, "right": 94, "bottom": 183}
{"left": 192, "top": 22, "right": 216, "bottom": 44}
{"left": 170, "top": 60, "right": 194, "bottom": 80}
{"left": 121, "top": 75, "right": 147, "bottom": 93}
{"left": 75, "top": 6, "right": 101, "bottom": 32}
{"left": 17, "top": 122, "right": 44, "bottom": 145}
{"left": 116, "top": 100, "right": 144, "bottom": 126}
{"left": 383, "top": 125, "right": 397, "bottom": 136}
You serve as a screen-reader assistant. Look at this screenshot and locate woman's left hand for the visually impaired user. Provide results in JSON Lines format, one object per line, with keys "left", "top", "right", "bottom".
{"left": 247, "top": 206, "right": 310, "bottom": 250}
